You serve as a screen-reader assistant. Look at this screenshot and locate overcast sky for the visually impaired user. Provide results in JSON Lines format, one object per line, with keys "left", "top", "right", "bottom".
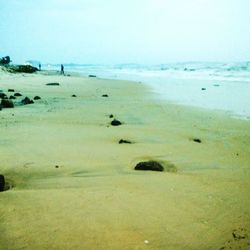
{"left": 1, "top": 0, "right": 250, "bottom": 64}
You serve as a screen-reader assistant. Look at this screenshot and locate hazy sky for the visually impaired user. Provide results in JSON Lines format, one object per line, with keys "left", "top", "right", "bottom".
{"left": 1, "top": 0, "right": 250, "bottom": 64}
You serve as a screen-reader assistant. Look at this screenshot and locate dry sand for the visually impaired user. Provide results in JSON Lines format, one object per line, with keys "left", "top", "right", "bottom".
{"left": 0, "top": 70, "right": 249, "bottom": 249}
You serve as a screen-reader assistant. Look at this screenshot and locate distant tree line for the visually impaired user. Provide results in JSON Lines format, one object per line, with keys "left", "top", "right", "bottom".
{"left": 0, "top": 56, "right": 11, "bottom": 65}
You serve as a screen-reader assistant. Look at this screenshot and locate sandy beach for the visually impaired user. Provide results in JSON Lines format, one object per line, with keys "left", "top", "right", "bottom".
{"left": 0, "top": 70, "right": 249, "bottom": 249}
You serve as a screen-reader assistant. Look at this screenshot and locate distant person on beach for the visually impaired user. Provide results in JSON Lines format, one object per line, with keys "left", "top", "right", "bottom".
{"left": 61, "top": 64, "right": 64, "bottom": 75}
{"left": 39, "top": 63, "right": 41, "bottom": 71}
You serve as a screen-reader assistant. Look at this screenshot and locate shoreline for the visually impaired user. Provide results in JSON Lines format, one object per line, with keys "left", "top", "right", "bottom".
{"left": 0, "top": 70, "right": 249, "bottom": 249}
{"left": 53, "top": 66, "right": 250, "bottom": 120}
{"left": 2, "top": 66, "right": 249, "bottom": 120}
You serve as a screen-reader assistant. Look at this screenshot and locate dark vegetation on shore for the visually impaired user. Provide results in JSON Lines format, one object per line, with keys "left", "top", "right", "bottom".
{"left": 0, "top": 55, "right": 38, "bottom": 73}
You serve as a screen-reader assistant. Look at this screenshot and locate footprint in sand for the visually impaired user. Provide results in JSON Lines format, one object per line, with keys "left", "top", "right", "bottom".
{"left": 219, "top": 227, "right": 249, "bottom": 250}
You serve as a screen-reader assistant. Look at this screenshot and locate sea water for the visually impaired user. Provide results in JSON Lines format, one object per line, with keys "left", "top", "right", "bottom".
{"left": 44, "top": 62, "right": 250, "bottom": 119}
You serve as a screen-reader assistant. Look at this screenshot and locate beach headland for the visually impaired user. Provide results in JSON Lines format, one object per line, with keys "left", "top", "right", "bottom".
{"left": 0, "top": 69, "right": 249, "bottom": 249}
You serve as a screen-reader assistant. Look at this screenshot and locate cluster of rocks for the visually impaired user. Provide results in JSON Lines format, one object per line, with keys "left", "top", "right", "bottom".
{"left": 107, "top": 112, "right": 123, "bottom": 127}
{"left": 5, "top": 65, "right": 38, "bottom": 73}
{"left": 0, "top": 89, "right": 41, "bottom": 110}
{"left": 106, "top": 114, "right": 172, "bottom": 172}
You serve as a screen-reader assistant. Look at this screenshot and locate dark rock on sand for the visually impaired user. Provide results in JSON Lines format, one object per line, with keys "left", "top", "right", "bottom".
{"left": 102, "top": 94, "right": 109, "bottom": 97}
{"left": 88, "top": 75, "right": 96, "bottom": 77}
{"left": 34, "top": 96, "right": 41, "bottom": 100}
{"left": 111, "top": 119, "right": 122, "bottom": 126}
{"left": 9, "top": 95, "right": 16, "bottom": 100}
{"left": 46, "top": 82, "right": 60, "bottom": 86}
{"left": 0, "top": 175, "right": 5, "bottom": 192}
{"left": 0, "top": 93, "right": 7, "bottom": 99}
{"left": 14, "top": 92, "right": 22, "bottom": 97}
{"left": 119, "top": 139, "right": 132, "bottom": 144}
{"left": 193, "top": 138, "right": 202, "bottom": 143}
{"left": 72, "top": 94, "right": 77, "bottom": 97}
{"left": 8, "top": 89, "right": 15, "bottom": 92}
{"left": 135, "top": 161, "right": 164, "bottom": 172}
{"left": 1, "top": 99, "right": 14, "bottom": 108}
{"left": 109, "top": 114, "right": 114, "bottom": 118}
{"left": 201, "top": 88, "right": 206, "bottom": 91}
{"left": 21, "top": 97, "right": 34, "bottom": 105}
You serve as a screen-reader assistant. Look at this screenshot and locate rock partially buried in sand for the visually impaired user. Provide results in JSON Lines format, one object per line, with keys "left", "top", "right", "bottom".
{"left": 72, "top": 94, "right": 77, "bottom": 97}
{"left": 135, "top": 161, "right": 177, "bottom": 172}
{"left": 102, "top": 94, "right": 109, "bottom": 97}
{"left": 8, "top": 89, "right": 15, "bottom": 92}
{"left": 14, "top": 92, "right": 22, "bottom": 97}
{"left": 135, "top": 161, "right": 164, "bottom": 172}
{"left": 111, "top": 119, "right": 122, "bottom": 126}
{"left": 201, "top": 88, "right": 206, "bottom": 91}
{"left": 21, "top": 97, "right": 34, "bottom": 105}
{"left": 119, "top": 139, "right": 132, "bottom": 144}
{"left": 88, "top": 75, "right": 96, "bottom": 77}
{"left": 1, "top": 99, "right": 14, "bottom": 108}
{"left": 0, "top": 174, "right": 5, "bottom": 192}
{"left": 46, "top": 82, "right": 60, "bottom": 86}
{"left": 34, "top": 96, "right": 41, "bottom": 100}
{"left": 9, "top": 95, "right": 16, "bottom": 100}
{"left": 193, "top": 138, "right": 202, "bottom": 143}
{"left": 109, "top": 114, "right": 114, "bottom": 118}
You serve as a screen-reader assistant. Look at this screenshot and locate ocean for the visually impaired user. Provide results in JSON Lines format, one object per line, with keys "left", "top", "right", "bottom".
{"left": 44, "top": 62, "right": 250, "bottom": 119}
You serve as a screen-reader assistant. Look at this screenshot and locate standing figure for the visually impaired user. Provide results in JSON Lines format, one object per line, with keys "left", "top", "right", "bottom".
{"left": 39, "top": 63, "right": 41, "bottom": 71}
{"left": 61, "top": 64, "right": 64, "bottom": 75}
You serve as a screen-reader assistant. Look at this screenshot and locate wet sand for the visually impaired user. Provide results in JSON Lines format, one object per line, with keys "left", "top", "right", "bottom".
{"left": 0, "top": 70, "right": 249, "bottom": 249}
